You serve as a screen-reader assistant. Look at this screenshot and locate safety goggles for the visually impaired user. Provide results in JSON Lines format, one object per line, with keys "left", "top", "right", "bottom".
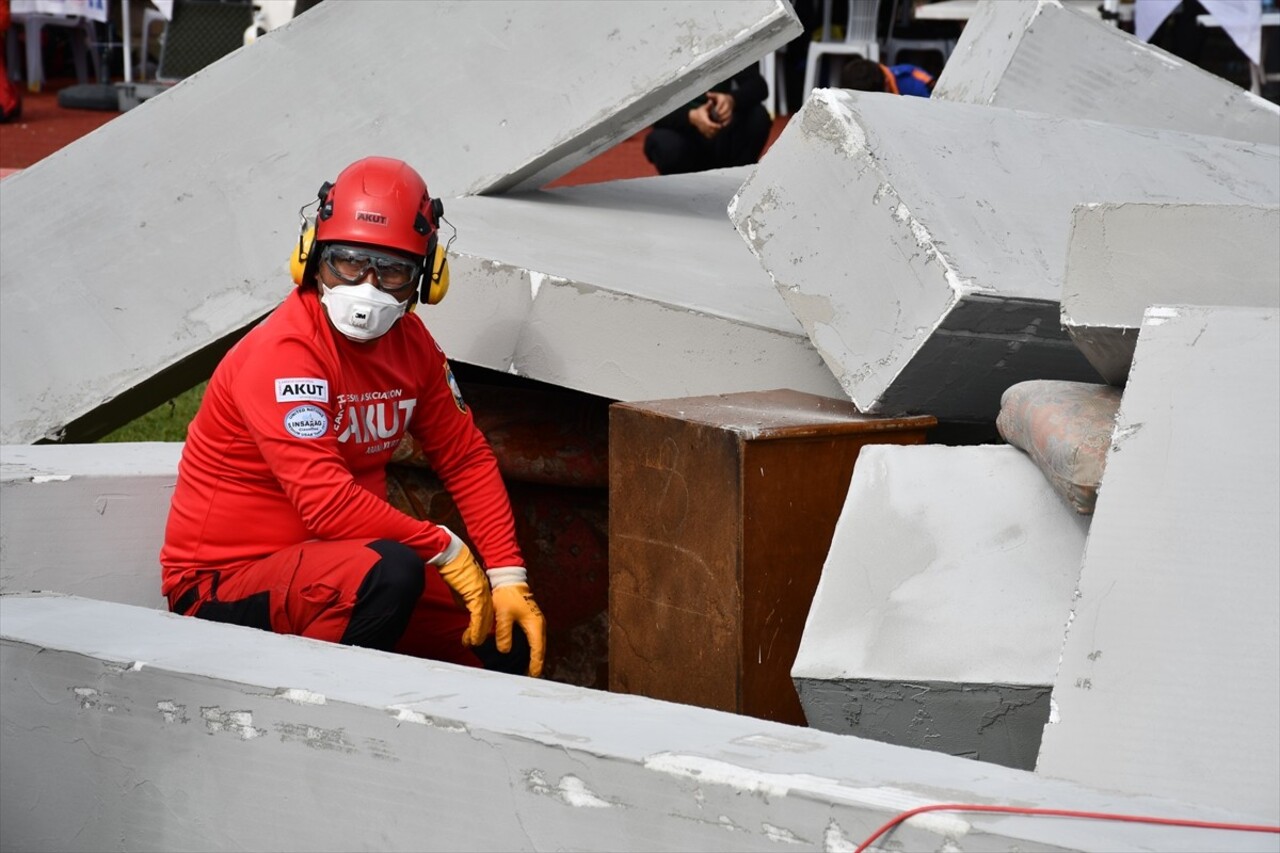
{"left": 321, "top": 244, "right": 421, "bottom": 292}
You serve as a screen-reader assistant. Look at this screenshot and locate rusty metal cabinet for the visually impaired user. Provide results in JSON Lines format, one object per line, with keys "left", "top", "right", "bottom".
{"left": 609, "top": 389, "right": 935, "bottom": 725}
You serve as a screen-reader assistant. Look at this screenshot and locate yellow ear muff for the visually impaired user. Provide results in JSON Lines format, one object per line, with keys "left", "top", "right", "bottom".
{"left": 424, "top": 242, "right": 450, "bottom": 305}
{"left": 290, "top": 224, "right": 316, "bottom": 286}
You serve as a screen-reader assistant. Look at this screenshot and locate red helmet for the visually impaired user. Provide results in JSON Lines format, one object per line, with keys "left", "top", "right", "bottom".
{"left": 315, "top": 156, "right": 441, "bottom": 258}
{"left": 295, "top": 157, "right": 448, "bottom": 303}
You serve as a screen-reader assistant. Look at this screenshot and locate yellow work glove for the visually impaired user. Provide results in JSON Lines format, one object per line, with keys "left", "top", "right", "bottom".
{"left": 431, "top": 527, "right": 494, "bottom": 647}
{"left": 486, "top": 567, "right": 547, "bottom": 678}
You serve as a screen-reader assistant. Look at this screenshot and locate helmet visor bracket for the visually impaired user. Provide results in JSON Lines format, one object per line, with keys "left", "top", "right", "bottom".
{"left": 321, "top": 244, "right": 421, "bottom": 294}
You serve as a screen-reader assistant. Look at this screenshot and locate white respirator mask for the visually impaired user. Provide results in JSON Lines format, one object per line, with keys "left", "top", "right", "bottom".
{"left": 319, "top": 282, "right": 408, "bottom": 341}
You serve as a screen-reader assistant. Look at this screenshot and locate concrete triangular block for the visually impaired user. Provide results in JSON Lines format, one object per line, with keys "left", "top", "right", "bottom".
{"left": 793, "top": 443, "right": 1088, "bottom": 769}
{"left": 2, "top": 591, "right": 1268, "bottom": 851}
{"left": 729, "top": 89, "right": 1279, "bottom": 420}
{"left": 934, "top": 0, "right": 1280, "bottom": 145}
{"left": 0, "top": 0, "right": 800, "bottom": 443}
{"left": 1061, "top": 202, "right": 1280, "bottom": 384}
{"left": 425, "top": 169, "right": 844, "bottom": 402}
{"left": 1037, "top": 304, "right": 1279, "bottom": 822}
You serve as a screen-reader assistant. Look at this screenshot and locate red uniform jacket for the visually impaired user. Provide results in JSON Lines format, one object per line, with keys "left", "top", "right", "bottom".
{"left": 161, "top": 288, "right": 522, "bottom": 597}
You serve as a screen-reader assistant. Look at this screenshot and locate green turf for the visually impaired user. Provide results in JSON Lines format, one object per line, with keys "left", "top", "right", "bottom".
{"left": 99, "top": 382, "right": 208, "bottom": 443}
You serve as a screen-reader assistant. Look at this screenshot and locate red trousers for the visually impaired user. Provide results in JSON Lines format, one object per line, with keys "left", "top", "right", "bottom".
{"left": 168, "top": 539, "right": 479, "bottom": 667}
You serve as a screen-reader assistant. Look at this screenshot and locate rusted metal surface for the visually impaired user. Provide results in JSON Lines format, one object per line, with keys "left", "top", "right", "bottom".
{"left": 392, "top": 384, "right": 609, "bottom": 488}
{"left": 387, "top": 378, "right": 610, "bottom": 688}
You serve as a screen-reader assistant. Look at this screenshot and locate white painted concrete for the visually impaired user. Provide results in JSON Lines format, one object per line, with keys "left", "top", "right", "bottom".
{"left": 933, "top": 0, "right": 1280, "bottom": 146}
{"left": 0, "top": 0, "right": 801, "bottom": 444}
{"left": 3, "top": 592, "right": 1274, "bottom": 853}
{"left": 794, "top": 444, "right": 1088, "bottom": 685}
{"left": 791, "top": 445, "right": 1088, "bottom": 769}
{"left": 0, "top": 443, "right": 180, "bottom": 609}
{"left": 729, "top": 89, "right": 1280, "bottom": 420}
{"left": 427, "top": 169, "right": 844, "bottom": 402}
{"left": 1061, "top": 203, "right": 1280, "bottom": 384}
{"left": 1037, "top": 305, "right": 1280, "bottom": 823}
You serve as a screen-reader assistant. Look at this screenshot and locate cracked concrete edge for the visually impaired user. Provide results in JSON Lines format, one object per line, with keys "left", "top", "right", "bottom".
{"left": 1, "top": 592, "right": 1272, "bottom": 852}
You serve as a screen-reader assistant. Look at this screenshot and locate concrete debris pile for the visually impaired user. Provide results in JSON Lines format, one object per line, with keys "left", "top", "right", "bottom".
{"left": 774, "top": 0, "right": 1279, "bottom": 830}
{"left": 1, "top": 0, "right": 1278, "bottom": 850}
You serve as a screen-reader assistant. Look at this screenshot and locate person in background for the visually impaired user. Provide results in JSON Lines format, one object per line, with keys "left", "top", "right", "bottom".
{"left": 643, "top": 65, "right": 773, "bottom": 175}
{"left": 840, "top": 53, "right": 935, "bottom": 97}
{"left": 0, "top": 0, "right": 23, "bottom": 123}
{"left": 160, "top": 156, "right": 546, "bottom": 677}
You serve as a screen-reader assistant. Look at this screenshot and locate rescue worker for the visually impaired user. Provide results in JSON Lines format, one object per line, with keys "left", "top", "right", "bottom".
{"left": 160, "top": 156, "right": 546, "bottom": 678}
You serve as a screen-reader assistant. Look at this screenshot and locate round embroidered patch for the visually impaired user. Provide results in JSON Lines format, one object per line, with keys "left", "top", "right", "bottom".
{"left": 445, "top": 364, "right": 467, "bottom": 413}
{"left": 284, "top": 404, "right": 328, "bottom": 438}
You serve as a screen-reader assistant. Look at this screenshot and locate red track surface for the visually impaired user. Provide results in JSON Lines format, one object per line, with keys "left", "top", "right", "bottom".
{"left": 0, "top": 78, "right": 789, "bottom": 184}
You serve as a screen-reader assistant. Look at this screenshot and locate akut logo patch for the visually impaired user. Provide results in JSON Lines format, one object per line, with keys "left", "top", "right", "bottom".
{"left": 276, "top": 377, "right": 329, "bottom": 403}
{"left": 355, "top": 210, "right": 388, "bottom": 225}
{"left": 334, "top": 388, "right": 417, "bottom": 453}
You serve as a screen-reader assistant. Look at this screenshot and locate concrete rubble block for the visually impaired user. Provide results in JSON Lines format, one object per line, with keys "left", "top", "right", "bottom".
{"left": 431, "top": 169, "right": 845, "bottom": 402}
{"left": 0, "top": 443, "right": 180, "bottom": 609}
{"left": 729, "top": 89, "right": 1280, "bottom": 421}
{"left": 0, "top": 0, "right": 801, "bottom": 445}
{"left": 3, "top": 593, "right": 1275, "bottom": 853}
{"left": 792, "top": 444, "right": 1089, "bottom": 770}
{"left": 1061, "top": 202, "right": 1280, "bottom": 385}
{"left": 933, "top": 0, "right": 1280, "bottom": 146}
{"left": 1036, "top": 305, "right": 1279, "bottom": 823}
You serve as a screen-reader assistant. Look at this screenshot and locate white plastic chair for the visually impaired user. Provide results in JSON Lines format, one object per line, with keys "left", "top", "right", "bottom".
{"left": 882, "top": 0, "right": 957, "bottom": 69}
{"left": 5, "top": 13, "right": 102, "bottom": 92}
{"left": 134, "top": 6, "right": 168, "bottom": 81}
{"left": 802, "top": 0, "right": 882, "bottom": 99}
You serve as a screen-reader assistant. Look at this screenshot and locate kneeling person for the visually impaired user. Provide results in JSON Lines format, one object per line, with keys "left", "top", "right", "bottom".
{"left": 160, "top": 156, "right": 546, "bottom": 677}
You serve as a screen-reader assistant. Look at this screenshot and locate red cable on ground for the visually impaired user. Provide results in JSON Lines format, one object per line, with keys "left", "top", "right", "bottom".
{"left": 853, "top": 802, "right": 1280, "bottom": 853}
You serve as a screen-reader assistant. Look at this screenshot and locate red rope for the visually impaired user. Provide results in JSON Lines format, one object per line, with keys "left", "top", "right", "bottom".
{"left": 854, "top": 803, "right": 1280, "bottom": 853}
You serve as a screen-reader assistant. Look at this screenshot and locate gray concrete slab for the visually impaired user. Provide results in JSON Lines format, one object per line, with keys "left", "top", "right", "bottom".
{"left": 792, "top": 444, "right": 1088, "bottom": 770}
{"left": 0, "top": 443, "right": 178, "bottom": 608}
{"left": 1060, "top": 203, "right": 1280, "bottom": 384}
{"left": 1036, "top": 305, "right": 1279, "bottom": 823}
{"left": 729, "top": 89, "right": 1280, "bottom": 421}
{"left": 0, "top": 0, "right": 801, "bottom": 444}
{"left": 427, "top": 169, "right": 845, "bottom": 402}
{"left": 933, "top": 0, "right": 1280, "bottom": 146}
{"left": 3, "top": 592, "right": 1274, "bottom": 853}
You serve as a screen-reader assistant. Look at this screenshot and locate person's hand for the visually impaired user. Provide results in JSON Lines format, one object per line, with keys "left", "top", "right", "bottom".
{"left": 431, "top": 528, "right": 494, "bottom": 647}
{"left": 705, "top": 90, "right": 735, "bottom": 125}
{"left": 689, "top": 101, "right": 723, "bottom": 139}
{"left": 487, "top": 567, "right": 547, "bottom": 678}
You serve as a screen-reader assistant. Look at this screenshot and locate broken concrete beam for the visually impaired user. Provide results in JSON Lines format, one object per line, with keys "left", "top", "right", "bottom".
{"left": 933, "top": 0, "right": 1280, "bottom": 146}
{"left": 1061, "top": 202, "right": 1280, "bottom": 384}
{"left": 0, "top": 443, "right": 178, "bottom": 609}
{"left": 0, "top": 0, "right": 800, "bottom": 444}
{"left": 729, "top": 89, "right": 1280, "bottom": 421}
{"left": 3, "top": 593, "right": 1273, "bottom": 852}
{"left": 1037, "top": 305, "right": 1279, "bottom": 823}
{"left": 431, "top": 169, "right": 845, "bottom": 402}
{"left": 792, "top": 444, "right": 1088, "bottom": 770}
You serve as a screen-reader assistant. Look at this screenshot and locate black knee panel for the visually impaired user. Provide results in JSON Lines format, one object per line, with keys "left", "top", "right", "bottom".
{"left": 364, "top": 540, "right": 426, "bottom": 598}
{"left": 341, "top": 539, "right": 426, "bottom": 650}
